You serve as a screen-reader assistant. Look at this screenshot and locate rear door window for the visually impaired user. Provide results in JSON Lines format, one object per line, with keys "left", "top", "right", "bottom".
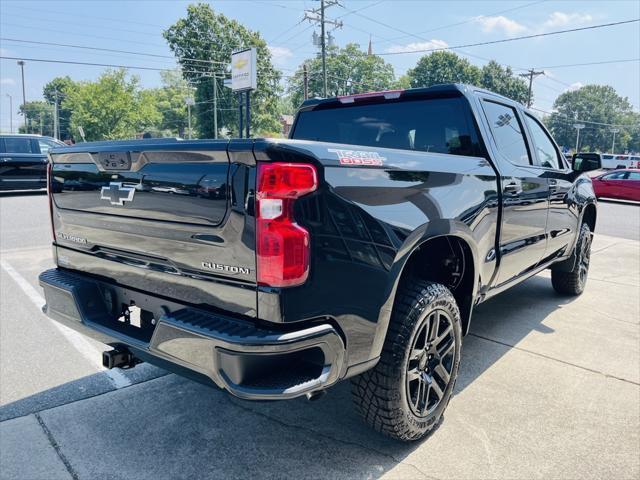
{"left": 523, "top": 114, "right": 562, "bottom": 170}
{"left": 3, "top": 137, "right": 36, "bottom": 153}
{"left": 481, "top": 101, "right": 530, "bottom": 166}
{"left": 602, "top": 172, "right": 627, "bottom": 180}
{"left": 38, "top": 138, "right": 61, "bottom": 154}
{"left": 292, "top": 97, "right": 483, "bottom": 157}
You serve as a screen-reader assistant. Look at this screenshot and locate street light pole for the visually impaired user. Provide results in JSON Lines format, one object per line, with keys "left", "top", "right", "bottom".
{"left": 17, "top": 60, "right": 26, "bottom": 129}
{"left": 5, "top": 94, "right": 12, "bottom": 133}
{"left": 573, "top": 123, "right": 585, "bottom": 153}
{"left": 53, "top": 90, "right": 60, "bottom": 140}
{"left": 610, "top": 128, "right": 620, "bottom": 153}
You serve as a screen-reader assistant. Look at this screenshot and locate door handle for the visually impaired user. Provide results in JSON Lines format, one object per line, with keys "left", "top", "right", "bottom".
{"left": 549, "top": 178, "right": 559, "bottom": 192}
{"left": 503, "top": 182, "right": 522, "bottom": 195}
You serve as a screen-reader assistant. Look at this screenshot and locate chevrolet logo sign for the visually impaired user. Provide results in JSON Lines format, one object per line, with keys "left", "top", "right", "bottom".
{"left": 233, "top": 58, "right": 248, "bottom": 69}
{"left": 100, "top": 182, "right": 135, "bottom": 206}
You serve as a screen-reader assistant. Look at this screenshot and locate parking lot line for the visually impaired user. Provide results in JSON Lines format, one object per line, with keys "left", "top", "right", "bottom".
{"left": 0, "top": 259, "right": 131, "bottom": 389}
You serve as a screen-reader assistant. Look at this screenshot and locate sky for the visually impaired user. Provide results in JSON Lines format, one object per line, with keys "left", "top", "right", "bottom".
{"left": 0, "top": 0, "right": 639, "bottom": 134}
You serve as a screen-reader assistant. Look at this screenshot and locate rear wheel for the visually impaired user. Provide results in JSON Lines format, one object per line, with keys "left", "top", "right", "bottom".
{"left": 351, "top": 280, "right": 462, "bottom": 441}
{"left": 551, "top": 222, "right": 592, "bottom": 295}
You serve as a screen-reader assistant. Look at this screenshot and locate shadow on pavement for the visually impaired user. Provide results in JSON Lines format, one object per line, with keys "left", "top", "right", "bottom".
{"left": 0, "top": 273, "right": 579, "bottom": 479}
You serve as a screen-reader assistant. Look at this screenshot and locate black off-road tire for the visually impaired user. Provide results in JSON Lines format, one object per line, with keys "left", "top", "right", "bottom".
{"left": 351, "top": 280, "right": 462, "bottom": 441}
{"left": 551, "top": 223, "right": 592, "bottom": 295}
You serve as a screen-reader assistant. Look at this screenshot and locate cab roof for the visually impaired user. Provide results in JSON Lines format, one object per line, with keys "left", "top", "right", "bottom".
{"left": 298, "top": 83, "right": 522, "bottom": 112}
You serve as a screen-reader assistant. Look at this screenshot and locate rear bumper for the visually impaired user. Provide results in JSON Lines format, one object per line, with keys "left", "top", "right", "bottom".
{"left": 39, "top": 268, "right": 345, "bottom": 400}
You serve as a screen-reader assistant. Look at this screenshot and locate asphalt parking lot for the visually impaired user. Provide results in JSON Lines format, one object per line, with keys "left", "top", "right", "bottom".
{"left": 1, "top": 192, "right": 638, "bottom": 480}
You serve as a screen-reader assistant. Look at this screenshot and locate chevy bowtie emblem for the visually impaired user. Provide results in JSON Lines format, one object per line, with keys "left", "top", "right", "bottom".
{"left": 100, "top": 182, "right": 135, "bottom": 206}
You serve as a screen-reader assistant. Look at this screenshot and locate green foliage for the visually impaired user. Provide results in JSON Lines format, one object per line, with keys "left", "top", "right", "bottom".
{"left": 479, "top": 61, "right": 529, "bottom": 105}
{"left": 145, "top": 69, "right": 194, "bottom": 137}
{"left": 288, "top": 43, "right": 396, "bottom": 108}
{"left": 407, "top": 51, "right": 481, "bottom": 89}
{"left": 18, "top": 101, "right": 54, "bottom": 136}
{"left": 163, "top": 3, "right": 281, "bottom": 137}
{"left": 42, "top": 76, "right": 78, "bottom": 140}
{"left": 63, "top": 69, "right": 161, "bottom": 141}
{"left": 406, "top": 52, "right": 529, "bottom": 104}
{"left": 545, "top": 85, "right": 639, "bottom": 152}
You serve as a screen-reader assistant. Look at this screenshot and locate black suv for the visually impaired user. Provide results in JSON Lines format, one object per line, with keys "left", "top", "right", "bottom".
{"left": 0, "top": 134, "right": 64, "bottom": 191}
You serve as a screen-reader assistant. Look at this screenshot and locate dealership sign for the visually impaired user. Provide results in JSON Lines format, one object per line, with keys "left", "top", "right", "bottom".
{"left": 231, "top": 48, "right": 257, "bottom": 92}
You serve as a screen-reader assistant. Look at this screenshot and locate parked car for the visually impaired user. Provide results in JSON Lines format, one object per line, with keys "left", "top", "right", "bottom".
{"left": 0, "top": 134, "right": 65, "bottom": 191}
{"left": 591, "top": 168, "right": 640, "bottom": 201}
{"left": 600, "top": 153, "right": 632, "bottom": 170}
{"left": 39, "top": 84, "right": 599, "bottom": 441}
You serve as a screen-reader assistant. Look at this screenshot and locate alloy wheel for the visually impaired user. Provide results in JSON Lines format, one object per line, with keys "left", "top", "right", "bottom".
{"left": 406, "top": 309, "right": 456, "bottom": 417}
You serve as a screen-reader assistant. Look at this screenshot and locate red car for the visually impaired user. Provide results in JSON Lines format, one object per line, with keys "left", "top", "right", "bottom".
{"left": 591, "top": 169, "right": 640, "bottom": 201}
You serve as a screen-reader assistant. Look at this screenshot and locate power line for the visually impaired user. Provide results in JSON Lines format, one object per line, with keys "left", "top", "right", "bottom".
{"left": 534, "top": 58, "right": 640, "bottom": 70}
{"left": 0, "top": 55, "right": 216, "bottom": 75}
{"left": 0, "top": 38, "right": 228, "bottom": 67}
{"left": 529, "top": 107, "right": 640, "bottom": 129}
{"left": 377, "top": 19, "right": 640, "bottom": 56}
{"left": 373, "top": 0, "right": 547, "bottom": 46}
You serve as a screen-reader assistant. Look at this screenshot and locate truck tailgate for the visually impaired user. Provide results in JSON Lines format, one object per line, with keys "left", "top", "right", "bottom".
{"left": 49, "top": 139, "right": 258, "bottom": 317}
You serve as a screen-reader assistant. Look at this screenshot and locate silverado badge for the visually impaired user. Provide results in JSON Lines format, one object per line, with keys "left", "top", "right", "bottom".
{"left": 100, "top": 182, "right": 135, "bottom": 206}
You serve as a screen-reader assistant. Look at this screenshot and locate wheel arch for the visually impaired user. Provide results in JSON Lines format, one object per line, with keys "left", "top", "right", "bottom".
{"left": 371, "top": 221, "right": 481, "bottom": 361}
{"left": 582, "top": 201, "right": 597, "bottom": 232}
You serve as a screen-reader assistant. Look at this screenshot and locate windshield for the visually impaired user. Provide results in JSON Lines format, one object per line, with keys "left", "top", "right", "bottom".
{"left": 292, "top": 97, "right": 483, "bottom": 158}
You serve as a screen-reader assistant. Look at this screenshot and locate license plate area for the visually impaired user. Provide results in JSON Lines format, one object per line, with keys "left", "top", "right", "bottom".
{"left": 117, "top": 303, "right": 155, "bottom": 329}
{"left": 93, "top": 283, "right": 184, "bottom": 344}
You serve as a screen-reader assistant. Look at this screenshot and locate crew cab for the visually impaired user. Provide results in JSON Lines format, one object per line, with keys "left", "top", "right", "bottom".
{"left": 39, "top": 84, "right": 599, "bottom": 441}
{"left": 0, "top": 134, "right": 64, "bottom": 191}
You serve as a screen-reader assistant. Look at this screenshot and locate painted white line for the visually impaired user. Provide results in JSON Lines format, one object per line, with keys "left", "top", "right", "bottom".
{"left": 0, "top": 259, "right": 131, "bottom": 389}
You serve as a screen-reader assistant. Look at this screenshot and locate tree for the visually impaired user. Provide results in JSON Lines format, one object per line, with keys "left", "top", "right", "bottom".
{"left": 406, "top": 51, "right": 481, "bottom": 89}
{"left": 18, "top": 101, "right": 54, "bottom": 136}
{"left": 406, "top": 52, "right": 529, "bottom": 104}
{"left": 146, "top": 69, "right": 194, "bottom": 137}
{"left": 43, "top": 76, "right": 77, "bottom": 140}
{"left": 287, "top": 43, "right": 396, "bottom": 107}
{"left": 479, "top": 61, "right": 529, "bottom": 105}
{"left": 545, "top": 85, "right": 639, "bottom": 152}
{"left": 64, "top": 69, "right": 161, "bottom": 141}
{"left": 163, "top": 3, "right": 281, "bottom": 137}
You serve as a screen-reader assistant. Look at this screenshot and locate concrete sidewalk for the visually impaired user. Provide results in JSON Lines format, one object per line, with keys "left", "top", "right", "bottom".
{"left": 1, "top": 233, "right": 638, "bottom": 480}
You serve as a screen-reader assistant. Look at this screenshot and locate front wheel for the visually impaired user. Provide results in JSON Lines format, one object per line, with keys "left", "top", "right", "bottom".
{"left": 351, "top": 280, "right": 462, "bottom": 441}
{"left": 551, "top": 222, "right": 592, "bottom": 295}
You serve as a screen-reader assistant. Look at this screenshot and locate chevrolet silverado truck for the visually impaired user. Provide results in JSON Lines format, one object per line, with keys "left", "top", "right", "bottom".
{"left": 39, "top": 84, "right": 600, "bottom": 441}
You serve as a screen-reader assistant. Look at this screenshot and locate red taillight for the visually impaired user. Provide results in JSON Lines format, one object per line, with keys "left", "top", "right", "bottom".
{"left": 256, "top": 162, "right": 317, "bottom": 287}
{"left": 47, "top": 161, "right": 56, "bottom": 240}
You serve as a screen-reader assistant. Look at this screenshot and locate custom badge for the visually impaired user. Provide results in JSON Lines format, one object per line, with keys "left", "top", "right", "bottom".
{"left": 328, "top": 149, "right": 386, "bottom": 166}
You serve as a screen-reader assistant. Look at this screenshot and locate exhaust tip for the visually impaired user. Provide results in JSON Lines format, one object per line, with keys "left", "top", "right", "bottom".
{"left": 305, "top": 390, "right": 326, "bottom": 402}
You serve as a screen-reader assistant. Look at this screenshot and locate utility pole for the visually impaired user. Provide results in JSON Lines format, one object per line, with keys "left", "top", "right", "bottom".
{"left": 185, "top": 96, "right": 194, "bottom": 139}
{"left": 303, "top": 64, "right": 309, "bottom": 100}
{"left": 519, "top": 68, "right": 544, "bottom": 108}
{"left": 17, "top": 60, "right": 26, "bottom": 129}
{"left": 53, "top": 90, "right": 60, "bottom": 140}
{"left": 305, "top": 0, "right": 343, "bottom": 97}
{"left": 39, "top": 113, "right": 43, "bottom": 135}
{"left": 213, "top": 75, "right": 218, "bottom": 139}
{"left": 573, "top": 123, "right": 585, "bottom": 153}
{"left": 610, "top": 128, "right": 620, "bottom": 153}
{"left": 5, "top": 94, "right": 12, "bottom": 133}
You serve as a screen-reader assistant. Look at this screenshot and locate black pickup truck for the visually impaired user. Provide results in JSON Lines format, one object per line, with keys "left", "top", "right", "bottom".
{"left": 39, "top": 84, "right": 599, "bottom": 441}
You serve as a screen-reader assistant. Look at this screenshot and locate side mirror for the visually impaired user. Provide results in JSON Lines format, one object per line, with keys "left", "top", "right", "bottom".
{"left": 572, "top": 155, "right": 601, "bottom": 172}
